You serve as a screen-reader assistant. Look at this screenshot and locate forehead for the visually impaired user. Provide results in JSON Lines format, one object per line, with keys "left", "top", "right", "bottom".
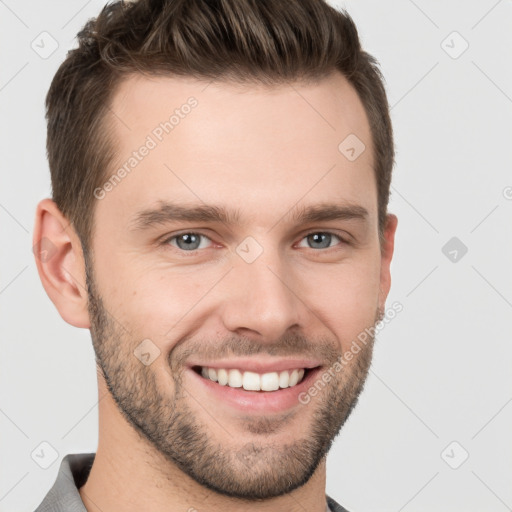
{"left": 111, "top": 72, "right": 372, "bottom": 150}
{"left": 98, "top": 72, "right": 376, "bottom": 230}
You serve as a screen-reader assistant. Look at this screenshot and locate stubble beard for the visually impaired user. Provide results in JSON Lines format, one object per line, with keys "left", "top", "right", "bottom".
{"left": 84, "top": 256, "right": 380, "bottom": 500}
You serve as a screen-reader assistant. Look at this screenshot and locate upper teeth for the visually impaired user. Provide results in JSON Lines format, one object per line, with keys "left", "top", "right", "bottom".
{"left": 200, "top": 367, "right": 306, "bottom": 391}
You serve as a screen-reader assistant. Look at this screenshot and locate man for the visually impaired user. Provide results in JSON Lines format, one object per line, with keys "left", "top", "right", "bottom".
{"left": 32, "top": 0, "right": 397, "bottom": 510}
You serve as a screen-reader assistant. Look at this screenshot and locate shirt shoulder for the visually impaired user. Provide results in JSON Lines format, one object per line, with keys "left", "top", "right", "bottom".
{"left": 33, "top": 452, "right": 95, "bottom": 512}
{"left": 326, "top": 493, "right": 351, "bottom": 512}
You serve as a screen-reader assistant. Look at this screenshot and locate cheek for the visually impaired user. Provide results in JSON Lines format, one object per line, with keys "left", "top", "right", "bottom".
{"left": 300, "top": 258, "right": 381, "bottom": 347}
{"left": 103, "top": 266, "right": 214, "bottom": 344}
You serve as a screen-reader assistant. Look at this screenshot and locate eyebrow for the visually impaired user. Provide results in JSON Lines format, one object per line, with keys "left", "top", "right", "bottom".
{"left": 129, "top": 200, "right": 369, "bottom": 232}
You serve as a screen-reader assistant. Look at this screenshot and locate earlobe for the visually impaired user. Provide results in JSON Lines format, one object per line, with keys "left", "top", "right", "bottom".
{"left": 378, "top": 213, "right": 398, "bottom": 309}
{"left": 33, "top": 198, "right": 91, "bottom": 328}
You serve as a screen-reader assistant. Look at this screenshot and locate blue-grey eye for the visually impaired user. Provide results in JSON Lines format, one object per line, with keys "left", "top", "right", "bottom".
{"left": 170, "top": 233, "right": 210, "bottom": 251}
{"left": 298, "top": 232, "right": 342, "bottom": 250}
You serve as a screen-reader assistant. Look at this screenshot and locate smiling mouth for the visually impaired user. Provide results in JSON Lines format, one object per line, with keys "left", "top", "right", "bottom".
{"left": 192, "top": 365, "right": 318, "bottom": 392}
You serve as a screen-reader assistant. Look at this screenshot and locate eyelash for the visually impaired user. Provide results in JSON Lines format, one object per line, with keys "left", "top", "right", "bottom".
{"left": 159, "top": 230, "right": 350, "bottom": 255}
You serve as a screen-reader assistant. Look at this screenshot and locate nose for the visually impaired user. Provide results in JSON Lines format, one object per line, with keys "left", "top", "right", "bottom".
{"left": 219, "top": 248, "right": 307, "bottom": 342}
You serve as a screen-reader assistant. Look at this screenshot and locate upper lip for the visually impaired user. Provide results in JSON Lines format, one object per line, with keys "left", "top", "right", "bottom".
{"left": 188, "top": 358, "right": 322, "bottom": 374}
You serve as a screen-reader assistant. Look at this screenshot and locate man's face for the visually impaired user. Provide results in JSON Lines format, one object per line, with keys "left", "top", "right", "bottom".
{"left": 85, "top": 72, "right": 394, "bottom": 499}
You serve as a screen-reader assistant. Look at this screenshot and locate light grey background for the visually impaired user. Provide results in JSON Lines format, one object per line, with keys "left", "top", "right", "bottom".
{"left": 1, "top": 1, "right": 511, "bottom": 511}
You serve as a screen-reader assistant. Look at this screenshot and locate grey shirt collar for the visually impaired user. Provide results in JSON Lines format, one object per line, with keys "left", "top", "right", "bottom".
{"left": 34, "top": 453, "right": 349, "bottom": 512}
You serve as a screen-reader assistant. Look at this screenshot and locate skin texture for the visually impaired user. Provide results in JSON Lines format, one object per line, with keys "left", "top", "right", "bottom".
{"left": 34, "top": 71, "right": 397, "bottom": 512}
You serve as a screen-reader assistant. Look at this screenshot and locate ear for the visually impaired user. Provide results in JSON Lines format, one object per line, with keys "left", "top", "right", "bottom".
{"left": 32, "top": 198, "right": 91, "bottom": 328}
{"left": 378, "top": 213, "right": 398, "bottom": 310}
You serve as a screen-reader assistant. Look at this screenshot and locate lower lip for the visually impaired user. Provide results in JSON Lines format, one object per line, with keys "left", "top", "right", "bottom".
{"left": 186, "top": 366, "right": 322, "bottom": 413}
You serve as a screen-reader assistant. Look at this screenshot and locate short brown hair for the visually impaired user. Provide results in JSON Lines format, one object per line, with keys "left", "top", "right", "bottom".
{"left": 46, "top": 0, "right": 394, "bottom": 253}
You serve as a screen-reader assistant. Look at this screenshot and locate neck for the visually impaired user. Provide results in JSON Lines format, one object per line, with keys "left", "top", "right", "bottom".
{"left": 79, "top": 377, "right": 328, "bottom": 512}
